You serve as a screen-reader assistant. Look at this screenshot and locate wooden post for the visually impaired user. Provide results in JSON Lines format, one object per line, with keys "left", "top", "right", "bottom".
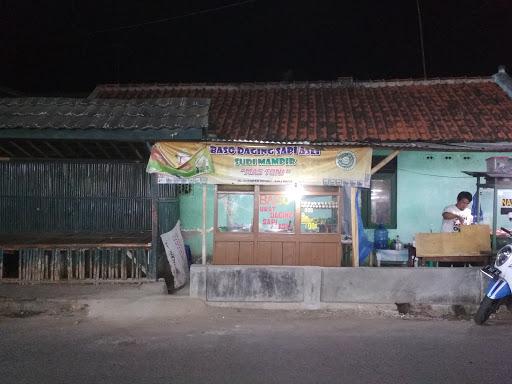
{"left": 492, "top": 180, "right": 498, "bottom": 254}
{"left": 202, "top": 183, "right": 207, "bottom": 265}
{"left": 371, "top": 150, "right": 400, "bottom": 175}
{"left": 350, "top": 187, "right": 359, "bottom": 267}
{"left": 150, "top": 173, "right": 159, "bottom": 280}
{"left": 0, "top": 249, "right": 3, "bottom": 280}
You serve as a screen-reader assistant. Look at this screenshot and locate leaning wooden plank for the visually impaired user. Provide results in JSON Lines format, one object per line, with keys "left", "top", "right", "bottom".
{"left": 24, "top": 250, "right": 28, "bottom": 281}
{"left": 139, "top": 249, "right": 146, "bottom": 278}
{"left": 109, "top": 248, "right": 114, "bottom": 280}
{"left": 19, "top": 250, "right": 23, "bottom": 281}
{"left": 44, "top": 250, "right": 49, "bottom": 280}
{"left": 27, "top": 249, "right": 32, "bottom": 281}
{"left": 77, "top": 250, "right": 81, "bottom": 280}
{"left": 140, "top": 249, "right": 146, "bottom": 278}
{"left": 103, "top": 249, "right": 108, "bottom": 280}
{"left": 137, "top": 249, "right": 142, "bottom": 279}
{"left": 25, "top": 249, "right": 30, "bottom": 281}
{"left": 32, "top": 249, "right": 36, "bottom": 281}
{"left": 85, "top": 249, "right": 91, "bottom": 279}
{"left": 67, "top": 249, "right": 73, "bottom": 280}
{"left": 25, "top": 250, "right": 29, "bottom": 281}
{"left": 113, "top": 249, "right": 119, "bottom": 280}
{"left": 36, "top": 249, "right": 41, "bottom": 281}
{"left": 115, "top": 249, "right": 120, "bottom": 280}
{"left": 37, "top": 249, "right": 42, "bottom": 281}
{"left": 33, "top": 249, "right": 37, "bottom": 281}
{"left": 18, "top": 250, "right": 22, "bottom": 281}
{"left": 93, "top": 249, "right": 99, "bottom": 280}
{"left": 40, "top": 250, "right": 44, "bottom": 280}
{"left": 35, "top": 250, "right": 38, "bottom": 280}
{"left": 126, "top": 249, "right": 148, "bottom": 275}
{"left": 30, "top": 250, "right": 34, "bottom": 281}
{"left": 22, "top": 250, "right": 27, "bottom": 281}
{"left": 121, "top": 249, "right": 127, "bottom": 280}
{"left": 53, "top": 249, "right": 59, "bottom": 281}
{"left": 50, "top": 250, "right": 54, "bottom": 281}
{"left": 80, "top": 250, "right": 85, "bottom": 280}
{"left": 132, "top": 250, "right": 137, "bottom": 279}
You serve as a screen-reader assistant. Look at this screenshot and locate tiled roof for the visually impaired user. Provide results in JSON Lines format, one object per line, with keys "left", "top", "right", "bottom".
{"left": 0, "top": 97, "right": 209, "bottom": 141}
{"left": 91, "top": 75, "right": 512, "bottom": 144}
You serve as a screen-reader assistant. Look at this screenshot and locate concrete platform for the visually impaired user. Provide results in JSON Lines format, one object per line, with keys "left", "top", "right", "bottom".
{"left": 190, "top": 265, "right": 487, "bottom": 316}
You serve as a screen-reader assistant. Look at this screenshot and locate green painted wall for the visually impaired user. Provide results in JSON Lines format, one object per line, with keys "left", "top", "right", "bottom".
{"left": 374, "top": 150, "right": 512, "bottom": 244}
{"left": 178, "top": 151, "right": 512, "bottom": 263}
{"left": 179, "top": 185, "right": 215, "bottom": 263}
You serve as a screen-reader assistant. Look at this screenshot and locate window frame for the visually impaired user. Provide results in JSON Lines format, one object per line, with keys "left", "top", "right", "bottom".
{"left": 361, "top": 156, "right": 397, "bottom": 229}
{"left": 214, "top": 185, "right": 342, "bottom": 234}
{"left": 300, "top": 194, "right": 340, "bottom": 234}
{"left": 215, "top": 189, "right": 255, "bottom": 233}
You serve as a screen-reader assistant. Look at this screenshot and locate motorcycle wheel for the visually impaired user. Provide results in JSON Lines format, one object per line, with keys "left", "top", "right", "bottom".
{"left": 474, "top": 297, "right": 500, "bottom": 325}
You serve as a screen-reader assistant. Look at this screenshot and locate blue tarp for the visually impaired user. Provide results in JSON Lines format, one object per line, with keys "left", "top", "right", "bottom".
{"left": 356, "top": 189, "right": 373, "bottom": 264}
{"left": 471, "top": 191, "right": 483, "bottom": 223}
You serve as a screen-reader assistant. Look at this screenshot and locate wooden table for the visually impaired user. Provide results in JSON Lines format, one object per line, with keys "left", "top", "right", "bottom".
{"left": 417, "top": 254, "right": 491, "bottom": 267}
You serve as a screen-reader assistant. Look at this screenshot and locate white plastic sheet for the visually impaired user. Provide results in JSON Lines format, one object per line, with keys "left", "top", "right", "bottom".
{"left": 161, "top": 220, "right": 189, "bottom": 289}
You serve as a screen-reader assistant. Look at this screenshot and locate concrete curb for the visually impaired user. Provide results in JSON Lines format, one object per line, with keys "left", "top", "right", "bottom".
{"left": 191, "top": 265, "right": 487, "bottom": 319}
{"left": 0, "top": 280, "right": 169, "bottom": 319}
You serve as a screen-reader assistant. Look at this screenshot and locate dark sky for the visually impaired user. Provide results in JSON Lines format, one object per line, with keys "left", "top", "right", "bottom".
{"left": 2, "top": 0, "right": 511, "bottom": 95}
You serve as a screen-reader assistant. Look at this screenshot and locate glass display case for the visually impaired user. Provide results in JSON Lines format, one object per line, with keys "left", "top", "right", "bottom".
{"left": 300, "top": 195, "right": 338, "bottom": 233}
{"left": 214, "top": 185, "right": 343, "bottom": 266}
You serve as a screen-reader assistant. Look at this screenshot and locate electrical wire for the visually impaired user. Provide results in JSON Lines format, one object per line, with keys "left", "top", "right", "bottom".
{"left": 90, "top": 0, "right": 256, "bottom": 35}
{"left": 398, "top": 168, "right": 474, "bottom": 178}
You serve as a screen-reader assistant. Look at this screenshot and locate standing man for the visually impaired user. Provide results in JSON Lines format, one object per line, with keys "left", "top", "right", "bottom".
{"left": 441, "top": 191, "right": 473, "bottom": 232}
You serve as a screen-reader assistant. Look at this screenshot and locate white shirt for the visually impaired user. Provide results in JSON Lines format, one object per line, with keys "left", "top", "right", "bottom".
{"left": 441, "top": 204, "right": 473, "bottom": 233}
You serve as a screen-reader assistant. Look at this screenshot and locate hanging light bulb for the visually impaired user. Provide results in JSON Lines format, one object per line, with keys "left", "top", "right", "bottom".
{"left": 286, "top": 182, "right": 304, "bottom": 201}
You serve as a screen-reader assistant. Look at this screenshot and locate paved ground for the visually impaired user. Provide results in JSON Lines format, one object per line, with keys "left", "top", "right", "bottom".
{"left": 1, "top": 297, "right": 512, "bottom": 384}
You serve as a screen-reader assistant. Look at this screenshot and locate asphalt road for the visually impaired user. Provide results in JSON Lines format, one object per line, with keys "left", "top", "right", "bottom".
{"left": 1, "top": 306, "right": 512, "bottom": 384}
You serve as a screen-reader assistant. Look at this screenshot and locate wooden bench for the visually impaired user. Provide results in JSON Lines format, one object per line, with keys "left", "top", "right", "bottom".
{"left": 0, "top": 232, "right": 152, "bottom": 281}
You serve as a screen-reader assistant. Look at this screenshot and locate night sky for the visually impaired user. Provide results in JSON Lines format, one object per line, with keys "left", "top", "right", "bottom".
{"left": 2, "top": 0, "right": 511, "bottom": 95}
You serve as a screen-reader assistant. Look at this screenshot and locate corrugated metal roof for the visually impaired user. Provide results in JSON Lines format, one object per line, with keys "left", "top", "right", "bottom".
{"left": 90, "top": 74, "right": 512, "bottom": 144}
{"left": 0, "top": 97, "right": 210, "bottom": 141}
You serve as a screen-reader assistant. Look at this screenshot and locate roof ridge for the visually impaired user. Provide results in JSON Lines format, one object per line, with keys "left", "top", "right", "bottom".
{"left": 93, "top": 76, "right": 492, "bottom": 92}
{"left": 0, "top": 97, "right": 210, "bottom": 106}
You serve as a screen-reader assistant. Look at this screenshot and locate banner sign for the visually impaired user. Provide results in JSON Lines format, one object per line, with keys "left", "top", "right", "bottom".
{"left": 499, "top": 190, "right": 512, "bottom": 215}
{"left": 147, "top": 142, "right": 372, "bottom": 187}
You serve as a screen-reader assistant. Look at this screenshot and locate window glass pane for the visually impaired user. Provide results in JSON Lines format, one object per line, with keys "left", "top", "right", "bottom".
{"left": 259, "top": 194, "right": 295, "bottom": 233}
{"left": 217, "top": 193, "right": 253, "bottom": 232}
{"left": 370, "top": 179, "right": 391, "bottom": 225}
{"left": 300, "top": 195, "right": 338, "bottom": 233}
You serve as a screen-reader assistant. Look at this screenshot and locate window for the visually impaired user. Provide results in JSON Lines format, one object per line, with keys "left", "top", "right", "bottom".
{"left": 215, "top": 185, "right": 342, "bottom": 233}
{"left": 217, "top": 192, "right": 254, "bottom": 232}
{"left": 300, "top": 195, "right": 339, "bottom": 233}
{"left": 362, "top": 156, "right": 397, "bottom": 228}
{"left": 259, "top": 194, "right": 295, "bottom": 233}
